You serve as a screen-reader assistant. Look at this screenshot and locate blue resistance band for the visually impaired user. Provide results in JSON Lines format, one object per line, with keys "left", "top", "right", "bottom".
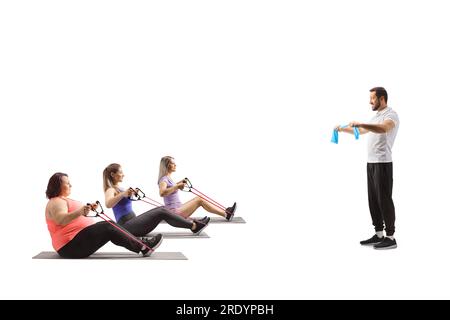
{"left": 331, "top": 125, "right": 360, "bottom": 144}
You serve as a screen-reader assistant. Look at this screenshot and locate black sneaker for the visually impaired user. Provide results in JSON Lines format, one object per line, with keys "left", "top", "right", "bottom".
{"left": 360, "top": 234, "right": 384, "bottom": 246}
{"left": 194, "top": 216, "right": 209, "bottom": 224}
{"left": 141, "top": 233, "right": 163, "bottom": 257}
{"left": 374, "top": 237, "right": 397, "bottom": 250}
{"left": 192, "top": 217, "right": 210, "bottom": 235}
{"left": 225, "top": 202, "right": 237, "bottom": 221}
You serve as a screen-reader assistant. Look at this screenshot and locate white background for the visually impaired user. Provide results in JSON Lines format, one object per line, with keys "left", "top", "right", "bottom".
{"left": 1, "top": 0, "right": 449, "bottom": 299}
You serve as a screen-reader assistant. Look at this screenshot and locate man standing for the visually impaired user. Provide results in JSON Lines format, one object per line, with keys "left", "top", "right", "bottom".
{"left": 336, "top": 87, "right": 400, "bottom": 249}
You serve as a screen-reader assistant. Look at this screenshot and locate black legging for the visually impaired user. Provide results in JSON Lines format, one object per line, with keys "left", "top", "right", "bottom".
{"left": 58, "top": 221, "right": 142, "bottom": 259}
{"left": 118, "top": 207, "right": 193, "bottom": 237}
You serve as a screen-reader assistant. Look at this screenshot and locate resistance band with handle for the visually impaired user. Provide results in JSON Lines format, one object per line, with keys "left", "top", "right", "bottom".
{"left": 128, "top": 187, "right": 185, "bottom": 216}
{"left": 331, "top": 125, "right": 360, "bottom": 144}
{"left": 181, "top": 178, "right": 227, "bottom": 212}
{"left": 86, "top": 201, "right": 153, "bottom": 253}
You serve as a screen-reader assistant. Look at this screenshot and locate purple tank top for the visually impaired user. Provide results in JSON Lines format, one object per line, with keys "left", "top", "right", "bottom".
{"left": 159, "top": 176, "right": 182, "bottom": 210}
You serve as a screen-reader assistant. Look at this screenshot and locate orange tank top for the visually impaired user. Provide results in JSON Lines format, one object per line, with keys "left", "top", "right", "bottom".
{"left": 46, "top": 198, "right": 94, "bottom": 251}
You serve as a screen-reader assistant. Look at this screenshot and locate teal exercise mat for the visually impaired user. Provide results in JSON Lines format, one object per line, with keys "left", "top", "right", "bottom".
{"left": 32, "top": 251, "right": 187, "bottom": 260}
{"left": 146, "top": 231, "right": 210, "bottom": 238}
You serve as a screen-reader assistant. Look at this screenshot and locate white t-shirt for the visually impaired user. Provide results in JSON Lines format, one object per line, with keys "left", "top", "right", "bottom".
{"left": 367, "top": 107, "right": 400, "bottom": 163}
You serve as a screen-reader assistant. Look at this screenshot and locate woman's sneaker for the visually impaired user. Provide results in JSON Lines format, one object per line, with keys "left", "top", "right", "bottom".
{"left": 225, "top": 202, "right": 237, "bottom": 221}
{"left": 141, "top": 233, "right": 163, "bottom": 257}
{"left": 191, "top": 217, "right": 210, "bottom": 235}
{"left": 194, "top": 216, "right": 209, "bottom": 224}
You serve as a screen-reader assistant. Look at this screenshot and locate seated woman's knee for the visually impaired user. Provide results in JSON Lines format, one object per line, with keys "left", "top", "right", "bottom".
{"left": 154, "top": 207, "right": 171, "bottom": 217}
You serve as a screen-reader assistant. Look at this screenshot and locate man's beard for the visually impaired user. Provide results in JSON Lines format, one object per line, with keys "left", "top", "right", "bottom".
{"left": 372, "top": 101, "right": 380, "bottom": 111}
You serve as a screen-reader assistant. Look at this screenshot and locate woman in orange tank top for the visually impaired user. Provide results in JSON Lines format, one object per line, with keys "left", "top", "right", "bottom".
{"left": 45, "top": 172, "right": 162, "bottom": 258}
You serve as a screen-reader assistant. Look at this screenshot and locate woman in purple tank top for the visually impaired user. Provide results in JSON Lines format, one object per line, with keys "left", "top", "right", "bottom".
{"left": 158, "top": 156, "right": 237, "bottom": 221}
{"left": 103, "top": 163, "right": 209, "bottom": 237}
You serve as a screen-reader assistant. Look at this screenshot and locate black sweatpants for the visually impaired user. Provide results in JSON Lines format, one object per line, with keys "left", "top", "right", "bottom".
{"left": 118, "top": 207, "right": 193, "bottom": 237}
{"left": 367, "top": 162, "right": 396, "bottom": 236}
{"left": 58, "top": 221, "right": 142, "bottom": 259}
